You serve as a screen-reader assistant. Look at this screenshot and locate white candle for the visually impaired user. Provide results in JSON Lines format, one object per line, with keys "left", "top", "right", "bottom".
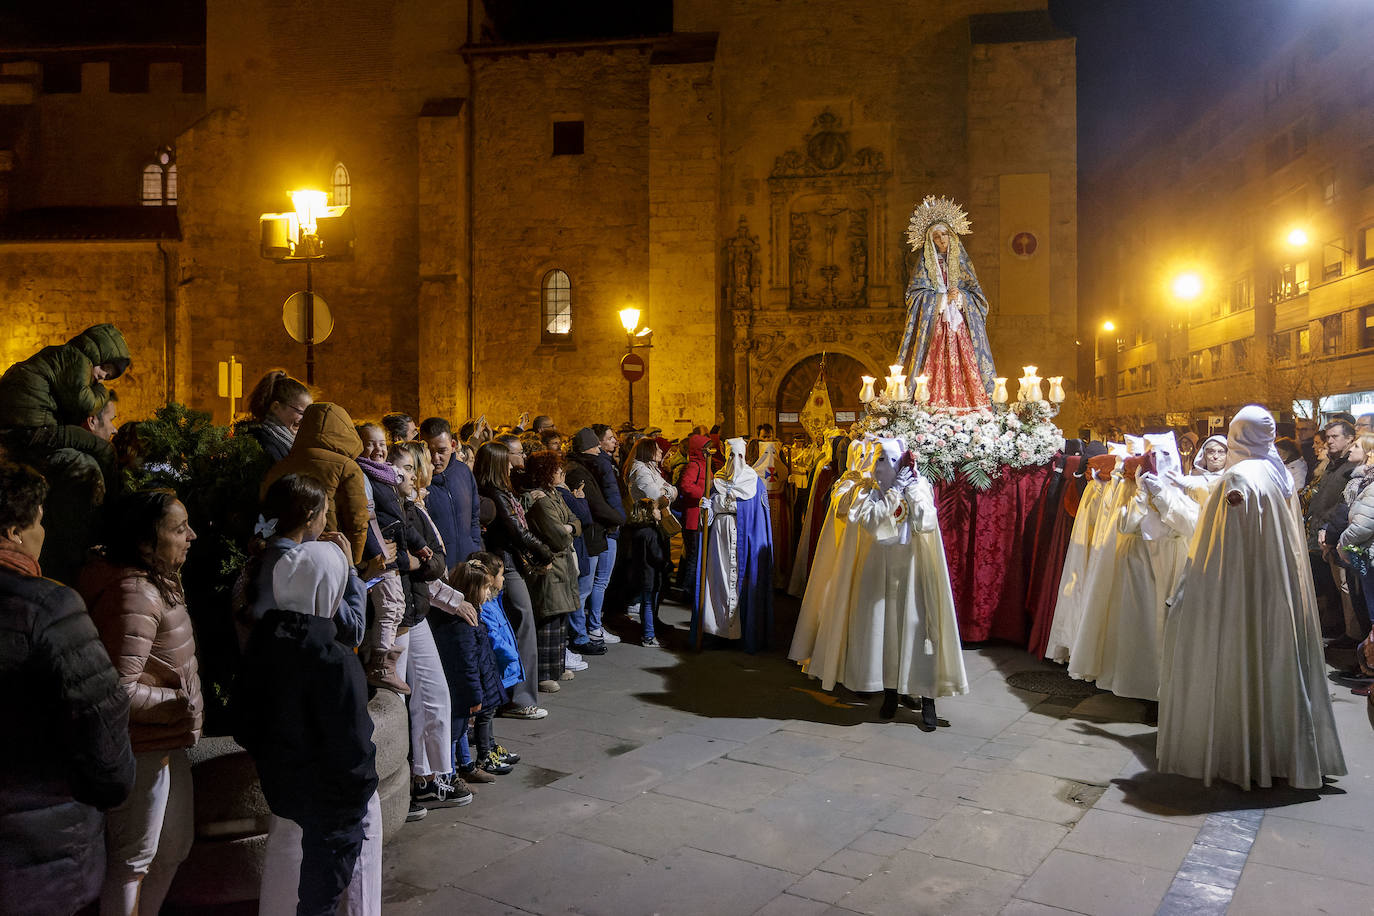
{"left": 993, "top": 378, "right": 1009, "bottom": 404}
{"left": 859, "top": 376, "right": 877, "bottom": 404}
{"left": 1048, "top": 376, "right": 1065, "bottom": 404}
{"left": 914, "top": 374, "right": 930, "bottom": 404}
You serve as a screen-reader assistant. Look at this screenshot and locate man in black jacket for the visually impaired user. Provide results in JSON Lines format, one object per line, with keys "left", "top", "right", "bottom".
{"left": 1311, "top": 420, "right": 1358, "bottom": 640}
{"left": 0, "top": 460, "right": 135, "bottom": 916}
{"left": 566, "top": 427, "right": 626, "bottom": 650}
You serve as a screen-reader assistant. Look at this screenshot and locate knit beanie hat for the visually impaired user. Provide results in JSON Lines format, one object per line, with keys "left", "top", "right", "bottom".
{"left": 572, "top": 427, "right": 600, "bottom": 453}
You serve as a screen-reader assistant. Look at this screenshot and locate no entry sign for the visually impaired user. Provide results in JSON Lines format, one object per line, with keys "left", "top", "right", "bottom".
{"left": 620, "top": 353, "right": 646, "bottom": 382}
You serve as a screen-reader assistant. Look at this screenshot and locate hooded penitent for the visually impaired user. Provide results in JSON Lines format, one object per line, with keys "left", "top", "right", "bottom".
{"left": 697, "top": 437, "right": 774, "bottom": 652}
{"left": 1157, "top": 403, "right": 1345, "bottom": 789}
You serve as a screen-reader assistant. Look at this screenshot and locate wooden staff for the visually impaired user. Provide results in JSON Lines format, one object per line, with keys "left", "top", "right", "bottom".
{"left": 695, "top": 495, "right": 710, "bottom": 651}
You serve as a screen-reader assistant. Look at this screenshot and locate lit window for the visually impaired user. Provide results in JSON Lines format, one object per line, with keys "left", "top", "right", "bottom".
{"left": 331, "top": 162, "right": 350, "bottom": 206}
{"left": 541, "top": 269, "right": 572, "bottom": 338}
{"left": 140, "top": 146, "right": 176, "bottom": 206}
{"left": 1299, "top": 328, "right": 1311, "bottom": 355}
{"left": 142, "top": 164, "right": 164, "bottom": 206}
{"left": 1361, "top": 308, "right": 1374, "bottom": 349}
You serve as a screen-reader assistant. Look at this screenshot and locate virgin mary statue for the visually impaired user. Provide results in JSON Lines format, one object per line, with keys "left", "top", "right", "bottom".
{"left": 896, "top": 195, "right": 996, "bottom": 408}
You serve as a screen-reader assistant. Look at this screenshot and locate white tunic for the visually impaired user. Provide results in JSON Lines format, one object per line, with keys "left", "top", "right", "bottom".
{"left": 789, "top": 441, "right": 870, "bottom": 687}
{"left": 1157, "top": 460, "right": 1346, "bottom": 789}
{"left": 840, "top": 473, "right": 968, "bottom": 697}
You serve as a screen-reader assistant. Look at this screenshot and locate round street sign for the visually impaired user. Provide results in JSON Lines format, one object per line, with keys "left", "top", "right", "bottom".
{"left": 620, "top": 352, "right": 646, "bottom": 382}
{"left": 283, "top": 292, "right": 335, "bottom": 344}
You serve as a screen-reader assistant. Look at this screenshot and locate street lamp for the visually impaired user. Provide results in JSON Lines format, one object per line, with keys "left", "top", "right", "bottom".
{"left": 618, "top": 306, "right": 652, "bottom": 428}
{"left": 1101, "top": 320, "right": 1115, "bottom": 333}
{"left": 1287, "top": 227, "right": 1309, "bottom": 248}
{"left": 260, "top": 189, "right": 354, "bottom": 384}
{"left": 1171, "top": 272, "right": 1203, "bottom": 301}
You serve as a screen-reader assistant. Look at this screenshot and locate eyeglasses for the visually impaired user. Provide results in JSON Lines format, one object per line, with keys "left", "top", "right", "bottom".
{"left": 284, "top": 402, "right": 307, "bottom": 417}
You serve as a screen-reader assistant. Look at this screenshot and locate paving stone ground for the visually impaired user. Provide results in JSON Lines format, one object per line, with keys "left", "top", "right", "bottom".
{"left": 382, "top": 597, "right": 1374, "bottom": 915}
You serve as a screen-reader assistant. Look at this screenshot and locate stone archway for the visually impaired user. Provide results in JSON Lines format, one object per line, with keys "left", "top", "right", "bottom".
{"left": 773, "top": 352, "right": 869, "bottom": 443}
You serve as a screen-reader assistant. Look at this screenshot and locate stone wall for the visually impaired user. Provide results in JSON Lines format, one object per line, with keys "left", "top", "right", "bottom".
{"left": 0, "top": 241, "right": 175, "bottom": 422}
{"left": 648, "top": 59, "right": 721, "bottom": 436}
{"left": 2, "top": 59, "right": 205, "bottom": 211}
{"left": 470, "top": 48, "right": 652, "bottom": 430}
{"left": 967, "top": 35, "right": 1078, "bottom": 426}
{"left": 671, "top": 0, "right": 1068, "bottom": 434}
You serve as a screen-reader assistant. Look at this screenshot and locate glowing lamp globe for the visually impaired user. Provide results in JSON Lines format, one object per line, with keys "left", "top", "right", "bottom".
{"left": 1172, "top": 272, "right": 1203, "bottom": 300}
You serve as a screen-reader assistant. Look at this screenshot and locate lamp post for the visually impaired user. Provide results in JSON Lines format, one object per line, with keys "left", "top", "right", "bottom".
{"left": 259, "top": 189, "right": 354, "bottom": 385}
{"left": 618, "top": 306, "right": 652, "bottom": 428}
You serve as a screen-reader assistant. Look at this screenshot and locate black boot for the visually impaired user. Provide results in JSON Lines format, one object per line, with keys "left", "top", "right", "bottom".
{"left": 879, "top": 689, "right": 898, "bottom": 720}
{"left": 918, "top": 696, "right": 938, "bottom": 731}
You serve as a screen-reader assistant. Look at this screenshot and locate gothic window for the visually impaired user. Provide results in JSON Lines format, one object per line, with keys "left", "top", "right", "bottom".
{"left": 331, "top": 162, "right": 351, "bottom": 206}
{"left": 542, "top": 269, "right": 572, "bottom": 339}
{"left": 141, "top": 165, "right": 164, "bottom": 205}
{"left": 141, "top": 147, "right": 176, "bottom": 206}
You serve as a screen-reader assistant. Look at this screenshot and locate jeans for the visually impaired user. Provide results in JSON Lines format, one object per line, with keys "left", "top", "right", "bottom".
{"left": 640, "top": 585, "right": 657, "bottom": 641}
{"left": 101, "top": 749, "right": 194, "bottom": 916}
{"left": 585, "top": 537, "right": 618, "bottom": 634}
{"left": 569, "top": 570, "right": 593, "bottom": 645}
{"left": 473, "top": 707, "right": 496, "bottom": 757}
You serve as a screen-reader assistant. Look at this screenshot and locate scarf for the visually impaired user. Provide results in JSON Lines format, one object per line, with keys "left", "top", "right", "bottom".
{"left": 261, "top": 417, "right": 295, "bottom": 457}
{"left": 0, "top": 545, "right": 40, "bottom": 578}
{"left": 357, "top": 456, "right": 399, "bottom": 485}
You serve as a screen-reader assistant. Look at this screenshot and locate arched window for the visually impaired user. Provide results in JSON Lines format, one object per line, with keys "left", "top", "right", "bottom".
{"left": 542, "top": 269, "right": 572, "bottom": 339}
{"left": 141, "top": 164, "right": 164, "bottom": 205}
{"left": 331, "top": 162, "right": 351, "bottom": 206}
{"left": 140, "top": 146, "right": 176, "bottom": 206}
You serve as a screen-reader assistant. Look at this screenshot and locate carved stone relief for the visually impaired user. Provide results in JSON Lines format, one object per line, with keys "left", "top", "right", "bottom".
{"left": 722, "top": 216, "right": 761, "bottom": 311}
{"left": 767, "top": 110, "right": 892, "bottom": 311}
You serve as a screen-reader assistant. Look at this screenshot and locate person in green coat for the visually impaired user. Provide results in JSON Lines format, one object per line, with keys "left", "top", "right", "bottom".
{"left": 0, "top": 324, "right": 132, "bottom": 583}
{"left": 0, "top": 323, "right": 132, "bottom": 478}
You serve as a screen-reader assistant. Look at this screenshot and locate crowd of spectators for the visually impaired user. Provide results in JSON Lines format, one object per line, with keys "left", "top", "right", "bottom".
{"left": 0, "top": 324, "right": 731, "bottom": 915}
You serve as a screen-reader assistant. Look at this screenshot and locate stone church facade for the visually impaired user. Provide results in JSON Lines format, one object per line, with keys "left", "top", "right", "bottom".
{"left": 0, "top": 1, "right": 1076, "bottom": 435}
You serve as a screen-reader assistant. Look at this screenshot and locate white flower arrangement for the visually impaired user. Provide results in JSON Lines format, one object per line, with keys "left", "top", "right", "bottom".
{"left": 850, "top": 398, "right": 1064, "bottom": 490}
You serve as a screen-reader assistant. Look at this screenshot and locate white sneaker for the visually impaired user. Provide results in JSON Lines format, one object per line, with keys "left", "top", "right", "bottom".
{"left": 590, "top": 627, "right": 621, "bottom": 645}
{"left": 564, "top": 648, "right": 589, "bottom": 671}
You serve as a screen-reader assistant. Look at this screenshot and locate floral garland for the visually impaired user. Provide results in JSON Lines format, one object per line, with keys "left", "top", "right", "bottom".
{"left": 850, "top": 398, "right": 1064, "bottom": 491}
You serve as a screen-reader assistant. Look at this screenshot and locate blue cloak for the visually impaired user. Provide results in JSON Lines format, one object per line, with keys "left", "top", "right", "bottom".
{"left": 896, "top": 245, "right": 996, "bottom": 399}
{"left": 693, "top": 487, "right": 774, "bottom": 654}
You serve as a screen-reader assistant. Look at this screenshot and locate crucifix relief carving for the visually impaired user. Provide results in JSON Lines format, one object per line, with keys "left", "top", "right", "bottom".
{"left": 768, "top": 110, "right": 892, "bottom": 311}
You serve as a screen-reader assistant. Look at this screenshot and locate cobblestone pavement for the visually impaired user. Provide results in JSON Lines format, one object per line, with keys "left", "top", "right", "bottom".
{"left": 382, "top": 598, "right": 1374, "bottom": 915}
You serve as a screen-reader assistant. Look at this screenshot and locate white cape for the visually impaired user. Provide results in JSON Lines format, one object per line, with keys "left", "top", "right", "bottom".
{"left": 1156, "top": 461, "right": 1346, "bottom": 789}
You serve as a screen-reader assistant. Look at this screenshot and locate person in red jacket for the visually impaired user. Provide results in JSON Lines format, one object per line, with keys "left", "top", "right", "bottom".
{"left": 673, "top": 434, "right": 711, "bottom": 605}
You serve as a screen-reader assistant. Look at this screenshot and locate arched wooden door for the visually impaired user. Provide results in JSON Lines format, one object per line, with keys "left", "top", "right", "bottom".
{"left": 774, "top": 353, "right": 867, "bottom": 443}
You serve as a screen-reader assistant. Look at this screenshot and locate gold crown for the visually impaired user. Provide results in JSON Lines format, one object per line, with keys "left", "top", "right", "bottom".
{"left": 906, "top": 195, "right": 972, "bottom": 251}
